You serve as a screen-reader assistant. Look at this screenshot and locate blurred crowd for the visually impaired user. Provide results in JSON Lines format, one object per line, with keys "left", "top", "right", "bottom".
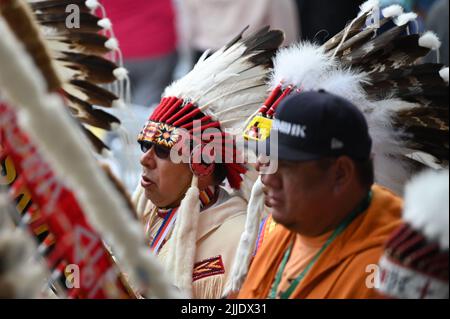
{"left": 100, "top": 0, "right": 448, "bottom": 109}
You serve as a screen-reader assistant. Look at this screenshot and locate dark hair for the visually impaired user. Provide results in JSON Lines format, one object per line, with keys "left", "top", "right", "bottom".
{"left": 354, "top": 158, "right": 374, "bottom": 188}
{"left": 213, "top": 163, "right": 228, "bottom": 185}
{"left": 316, "top": 157, "right": 374, "bottom": 189}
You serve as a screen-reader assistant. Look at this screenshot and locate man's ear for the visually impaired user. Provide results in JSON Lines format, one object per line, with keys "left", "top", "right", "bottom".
{"left": 196, "top": 164, "right": 216, "bottom": 190}
{"left": 333, "top": 156, "right": 355, "bottom": 193}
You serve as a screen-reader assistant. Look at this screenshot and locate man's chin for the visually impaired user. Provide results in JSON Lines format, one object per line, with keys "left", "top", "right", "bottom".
{"left": 270, "top": 208, "right": 293, "bottom": 227}
{"left": 145, "top": 190, "right": 177, "bottom": 209}
{"left": 144, "top": 190, "right": 161, "bottom": 205}
{"left": 144, "top": 188, "right": 152, "bottom": 197}
{"left": 271, "top": 208, "right": 286, "bottom": 224}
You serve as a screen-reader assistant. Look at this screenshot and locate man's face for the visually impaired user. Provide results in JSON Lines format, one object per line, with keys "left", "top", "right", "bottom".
{"left": 261, "top": 159, "right": 335, "bottom": 236}
{"left": 140, "top": 145, "right": 193, "bottom": 208}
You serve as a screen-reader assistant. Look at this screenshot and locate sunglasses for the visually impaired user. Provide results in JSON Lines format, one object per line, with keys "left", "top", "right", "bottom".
{"left": 139, "top": 141, "right": 171, "bottom": 159}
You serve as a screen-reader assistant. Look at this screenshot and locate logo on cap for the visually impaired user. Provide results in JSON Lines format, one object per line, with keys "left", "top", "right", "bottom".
{"left": 331, "top": 138, "right": 344, "bottom": 150}
{"left": 273, "top": 119, "right": 307, "bottom": 138}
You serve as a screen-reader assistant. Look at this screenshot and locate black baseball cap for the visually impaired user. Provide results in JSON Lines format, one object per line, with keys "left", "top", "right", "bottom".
{"left": 271, "top": 90, "right": 372, "bottom": 162}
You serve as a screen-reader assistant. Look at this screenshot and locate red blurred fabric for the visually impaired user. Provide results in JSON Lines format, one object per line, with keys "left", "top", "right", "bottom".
{"left": 101, "top": 0, "right": 177, "bottom": 59}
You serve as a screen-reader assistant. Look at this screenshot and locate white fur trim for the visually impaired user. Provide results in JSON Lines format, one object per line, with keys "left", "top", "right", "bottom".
{"left": 403, "top": 169, "right": 449, "bottom": 250}
{"left": 394, "top": 12, "right": 418, "bottom": 26}
{"left": 419, "top": 31, "right": 442, "bottom": 50}
{"left": 224, "top": 177, "right": 265, "bottom": 296}
{"left": 166, "top": 176, "right": 201, "bottom": 298}
{"left": 440, "top": 67, "right": 449, "bottom": 84}
{"left": 382, "top": 4, "right": 404, "bottom": 18}
{"left": 98, "top": 18, "right": 112, "bottom": 30}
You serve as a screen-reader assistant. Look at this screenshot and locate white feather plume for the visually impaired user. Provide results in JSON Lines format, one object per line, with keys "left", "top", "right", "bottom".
{"left": 270, "top": 43, "right": 336, "bottom": 90}
{"left": 403, "top": 169, "right": 449, "bottom": 250}
{"left": 319, "top": 68, "right": 370, "bottom": 110}
{"left": 163, "top": 38, "right": 271, "bottom": 132}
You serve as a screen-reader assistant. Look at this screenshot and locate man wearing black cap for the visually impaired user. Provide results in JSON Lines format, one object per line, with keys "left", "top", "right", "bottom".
{"left": 237, "top": 91, "right": 403, "bottom": 299}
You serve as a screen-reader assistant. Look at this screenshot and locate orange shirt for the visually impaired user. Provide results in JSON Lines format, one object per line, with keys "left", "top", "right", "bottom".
{"left": 238, "top": 185, "right": 403, "bottom": 299}
{"left": 274, "top": 232, "right": 333, "bottom": 298}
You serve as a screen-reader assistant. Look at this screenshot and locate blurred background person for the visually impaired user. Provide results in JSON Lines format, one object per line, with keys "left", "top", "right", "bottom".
{"left": 177, "top": 0, "right": 299, "bottom": 65}
{"left": 101, "top": 0, "right": 178, "bottom": 107}
{"left": 294, "top": 0, "right": 364, "bottom": 43}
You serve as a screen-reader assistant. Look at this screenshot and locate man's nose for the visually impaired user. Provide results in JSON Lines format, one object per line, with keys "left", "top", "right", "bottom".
{"left": 261, "top": 170, "right": 282, "bottom": 190}
{"left": 256, "top": 155, "right": 270, "bottom": 172}
{"left": 140, "top": 147, "right": 157, "bottom": 169}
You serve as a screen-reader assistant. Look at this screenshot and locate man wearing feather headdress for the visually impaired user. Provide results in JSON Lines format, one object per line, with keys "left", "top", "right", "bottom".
{"left": 132, "top": 27, "right": 284, "bottom": 299}
{"left": 236, "top": 90, "right": 404, "bottom": 299}
{"left": 224, "top": 0, "right": 449, "bottom": 299}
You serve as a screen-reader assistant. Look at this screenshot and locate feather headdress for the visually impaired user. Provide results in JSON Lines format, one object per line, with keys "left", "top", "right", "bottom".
{"left": 228, "top": 0, "right": 449, "bottom": 295}
{"left": 0, "top": 0, "right": 128, "bottom": 152}
{"left": 135, "top": 26, "right": 284, "bottom": 297}
{"left": 139, "top": 26, "right": 284, "bottom": 189}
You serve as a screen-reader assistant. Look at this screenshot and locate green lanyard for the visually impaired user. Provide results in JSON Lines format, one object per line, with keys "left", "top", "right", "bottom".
{"left": 268, "top": 191, "right": 373, "bottom": 299}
